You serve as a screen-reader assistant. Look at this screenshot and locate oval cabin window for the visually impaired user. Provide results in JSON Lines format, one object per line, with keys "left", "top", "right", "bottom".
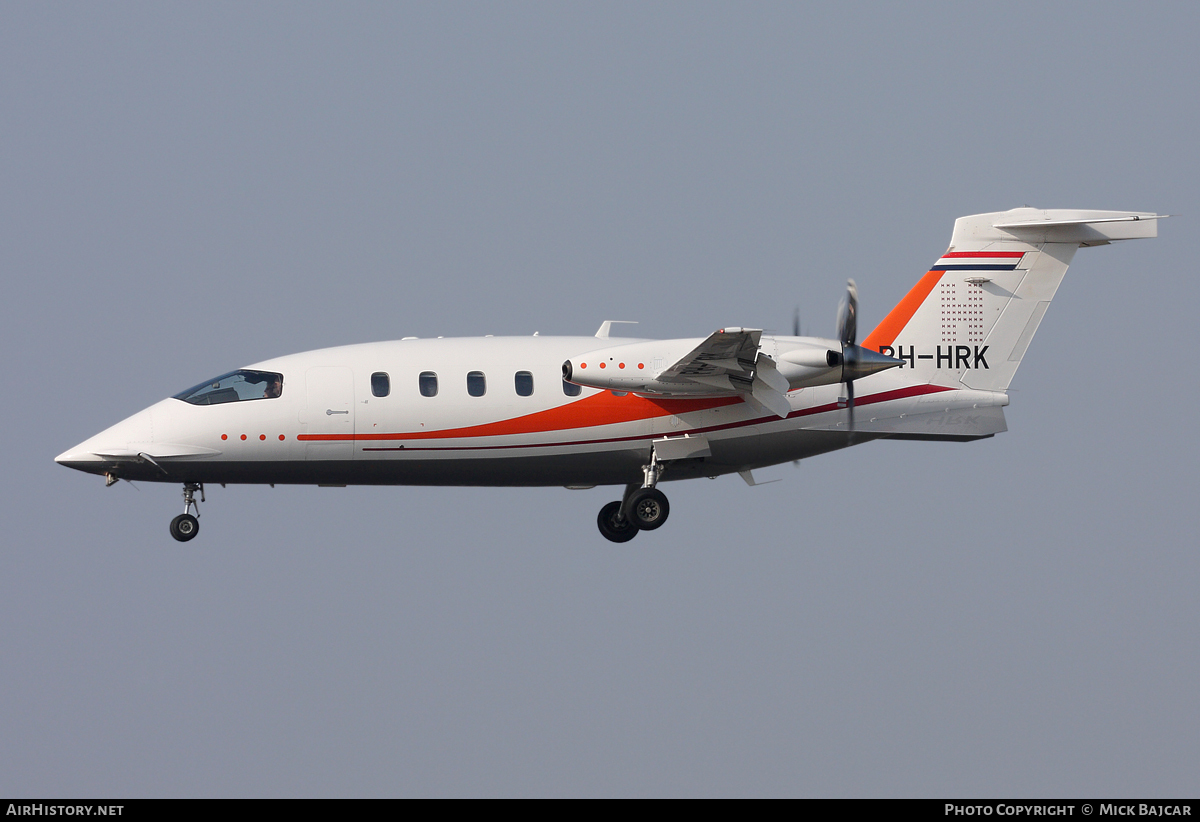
{"left": 515, "top": 371, "right": 534, "bottom": 397}
{"left": 467, "top": 371, "right": 486, "bottom": 397}
{"left": 371, "top": 372, "right": 390, "bottom": 397}
{"left": 419, "top": 371, "right": 438, "bottom": 397}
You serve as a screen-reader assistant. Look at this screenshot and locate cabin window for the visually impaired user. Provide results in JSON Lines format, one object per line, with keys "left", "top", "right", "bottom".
{"left": 371, "top": 372, "right": 390, "bottom": 397}
{"left": 562, "top": 379, "right": 582, "bottom": 397}
{"left": 467, "top": 371, "right": 486, "bottom": 397}
{"left": 173, "top": 370, "right": 283, "bottom": 405}
{"left": 419, "top": 371, "right": 438, "bottom": 397}
{"left": 515, "top": 371, "right": 534, "bottom": 397}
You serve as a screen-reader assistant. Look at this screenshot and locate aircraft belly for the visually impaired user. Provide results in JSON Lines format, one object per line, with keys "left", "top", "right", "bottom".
{"left": 107, "top": 451, "right": 647, "bottom": 487}
{"left": 94, "top": 423, "right": 861, "bottom": 486}
{"left": 698, "top": 427, "right": 864, "bottom": 474}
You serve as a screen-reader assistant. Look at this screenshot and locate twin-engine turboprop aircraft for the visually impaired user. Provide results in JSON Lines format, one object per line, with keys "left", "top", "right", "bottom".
{"left": 56, "top": 208, "right": 1163, "bottom": 542}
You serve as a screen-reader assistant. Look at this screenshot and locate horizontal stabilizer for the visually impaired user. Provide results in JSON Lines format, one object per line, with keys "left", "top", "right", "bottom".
{"left": 992, "top": 214, "right": 1165, "bottom": 229}
{"left": 958, "top": 208, "right": 1164, "bottom": 246}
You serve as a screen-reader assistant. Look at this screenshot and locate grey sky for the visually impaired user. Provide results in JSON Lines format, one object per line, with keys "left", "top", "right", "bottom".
{"left": 2, "top": 2, "right": 1197, "bottom": 797}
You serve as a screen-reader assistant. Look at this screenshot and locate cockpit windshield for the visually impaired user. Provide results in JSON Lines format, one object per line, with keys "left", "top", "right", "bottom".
{"left": 173, "top": 370, "right": 284, "bottom": 405}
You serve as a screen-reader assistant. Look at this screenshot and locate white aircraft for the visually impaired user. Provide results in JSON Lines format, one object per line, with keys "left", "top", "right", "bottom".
{"left": 57, "top": 207, "right": 1163, "bottom": 543}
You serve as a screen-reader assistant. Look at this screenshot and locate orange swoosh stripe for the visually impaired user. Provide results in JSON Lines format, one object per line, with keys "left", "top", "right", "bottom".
{"left": 358, "top": 384, "right": 955, "bottom": 451}
{"left": 299, "top": 391, "right": 744, "bottom": 442}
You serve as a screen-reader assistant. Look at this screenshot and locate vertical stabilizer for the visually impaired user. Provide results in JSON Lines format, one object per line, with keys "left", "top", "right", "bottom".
{"left": 861, "top": 208, "right": 1162, "bottom": 391}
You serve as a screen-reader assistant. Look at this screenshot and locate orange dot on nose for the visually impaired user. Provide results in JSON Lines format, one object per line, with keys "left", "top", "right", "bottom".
{"left": 638, "top": 363, "right": 644, "bottom": 369}
{"left": 260, "top": 434, "right": 266, "bottom": 441}
{"left": 599, "top": 362, "right": 606, "bottom": 368}
{"left": 619, "top": 363, "right": 625, "bottom": 369}
{"left": 221, "top": 434, "right": 228, "bottom": 441}
{"left": 279, "top": 434, "right": 286, "bottom": 441}
{"left": 240, "top": 434, "right": 247, "bottom": 441}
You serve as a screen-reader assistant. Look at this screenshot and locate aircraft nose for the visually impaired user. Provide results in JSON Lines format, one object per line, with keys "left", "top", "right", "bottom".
{"left": 54, "top": 405, "right": 158, "bottom": 476}
{"left": 54, "top": 442, "right": 113, "bottom": 477}
{"left": 55, "top": 446, "right": 103, "bottom": 467}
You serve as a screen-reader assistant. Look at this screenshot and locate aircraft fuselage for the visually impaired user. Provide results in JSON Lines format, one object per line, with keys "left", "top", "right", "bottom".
{"left": 56, "top": 334, "right": 894, "bottom": 488}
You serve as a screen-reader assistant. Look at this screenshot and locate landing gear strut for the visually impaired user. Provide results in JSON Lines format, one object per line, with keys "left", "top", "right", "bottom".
{"left": 596, "top": 451, "right": 671, "bottom": 543}
{"left": 170, "top": 482, "right": 203, "bottom": 542}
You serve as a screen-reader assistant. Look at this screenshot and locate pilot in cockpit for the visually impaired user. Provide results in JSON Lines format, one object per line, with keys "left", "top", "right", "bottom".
{"left": 263, "top": 375, "right": 282, "bottom": 399}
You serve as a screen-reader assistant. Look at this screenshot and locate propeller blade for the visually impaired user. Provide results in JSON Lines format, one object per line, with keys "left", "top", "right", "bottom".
{"left": 837, "top": 279, "right": 858, "bottom": 347}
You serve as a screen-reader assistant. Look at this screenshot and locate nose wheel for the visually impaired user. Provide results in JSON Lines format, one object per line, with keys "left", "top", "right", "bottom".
{"left": 170, "top": 483, "right": 203, "bottom": 542}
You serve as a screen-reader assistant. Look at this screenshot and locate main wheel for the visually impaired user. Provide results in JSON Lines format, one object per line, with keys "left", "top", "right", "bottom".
{"left": 170, "top": 513, "right": 199, "bottom": 542}
{"left": 628, "top": 487, "right": 669, "bottom": 531}
{"left": 597, "top": 500, "right": 638, "bottom": 543}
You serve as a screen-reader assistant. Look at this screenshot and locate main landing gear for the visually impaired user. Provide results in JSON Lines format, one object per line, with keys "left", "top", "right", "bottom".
{"left": 170, "top": 482, "right": 203, "bottom": 542}
{"left": 596, "top": 451, "right": 671, "bottom": 543}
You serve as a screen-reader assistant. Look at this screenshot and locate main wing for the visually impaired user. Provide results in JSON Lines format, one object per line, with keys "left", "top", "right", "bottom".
{"left": 657, "top": 327, "right": 761, "bottom": 391}
{"left": 566, "top": 328, "right": 794, "bottom": 418}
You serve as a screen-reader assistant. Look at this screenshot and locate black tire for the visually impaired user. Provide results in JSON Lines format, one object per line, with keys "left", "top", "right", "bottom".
{"left": 597, "top": 500, "right": 638, "bottom": 543}
{"left": 628, "top": 487, "right": 669, "bottom": 531}
{"left": 170, "top": 513, "right": 199, "bottom": 542}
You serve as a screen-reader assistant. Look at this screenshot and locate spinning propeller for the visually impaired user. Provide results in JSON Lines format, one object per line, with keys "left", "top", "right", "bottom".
{"left": 834, "top": 278, "right": 903, "bottom": 432}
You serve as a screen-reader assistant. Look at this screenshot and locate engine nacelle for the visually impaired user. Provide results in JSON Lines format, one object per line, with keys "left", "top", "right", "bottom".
{"left": 562, "top": 334, "right": 901, "bottom": 397}
{"left": 562, "top": 337, "right": 711, "bottom": 395}
{"left": 775, "top": 340, "right": 843, "bottom": 388}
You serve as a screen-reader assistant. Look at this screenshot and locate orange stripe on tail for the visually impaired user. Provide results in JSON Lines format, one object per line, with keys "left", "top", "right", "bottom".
{"left": 861, "top": 270, "right": 943, "bottom": 352}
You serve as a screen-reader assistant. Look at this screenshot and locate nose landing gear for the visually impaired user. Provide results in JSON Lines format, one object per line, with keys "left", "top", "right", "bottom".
{"left": 170, "top": 483, "right": 203, "bottom": 542}
{"left": 596, "top": 450, "right": 671, "bottom": 543}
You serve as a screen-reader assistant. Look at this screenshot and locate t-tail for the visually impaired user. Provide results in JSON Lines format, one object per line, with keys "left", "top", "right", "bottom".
{"left": 861, "top": 208, "right": 1163, "bottom": 392}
